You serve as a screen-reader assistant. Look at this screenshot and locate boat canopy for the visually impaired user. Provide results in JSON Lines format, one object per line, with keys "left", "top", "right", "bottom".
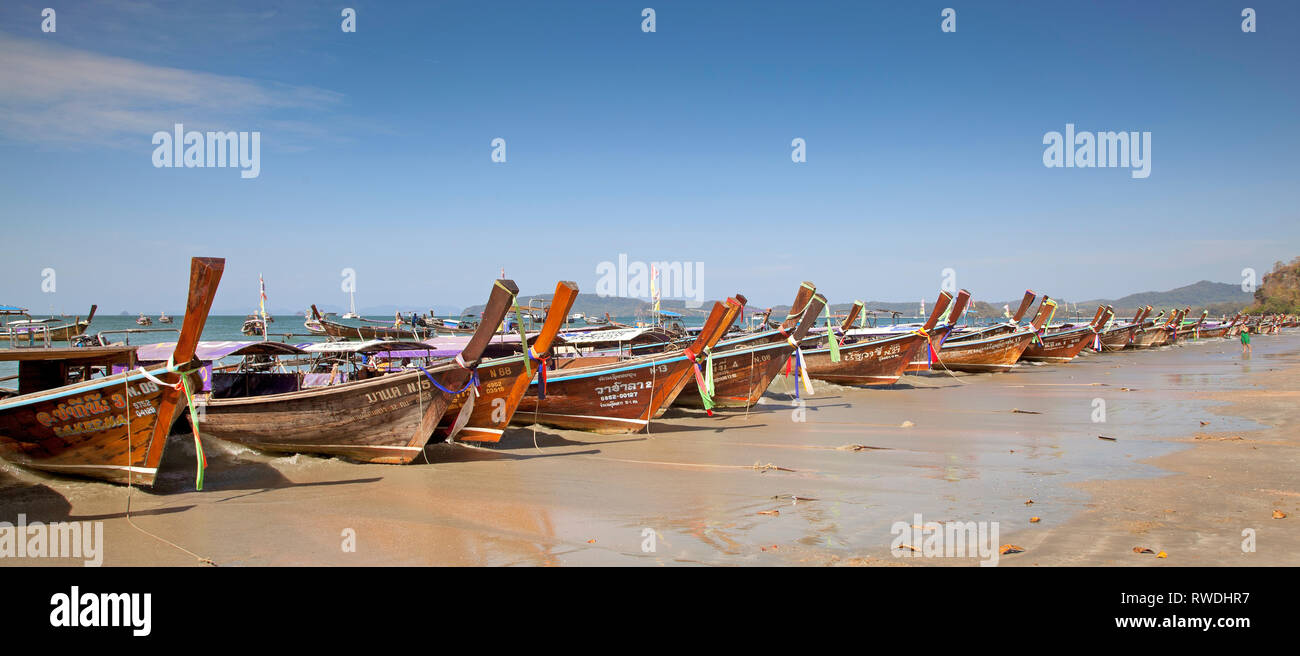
{"left": 135, "top": 340, "right": 310, "bottom": 362}
{"left": 299, "top": 340, "right": 459, "bottom": 358}
{"left": 556, "top": 327, "right": 653, "bottom": 344}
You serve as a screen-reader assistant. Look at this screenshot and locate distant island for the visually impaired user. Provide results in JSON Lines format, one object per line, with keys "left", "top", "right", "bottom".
{"left": 462, "top": 278, "right": 1271, "bottom": 320}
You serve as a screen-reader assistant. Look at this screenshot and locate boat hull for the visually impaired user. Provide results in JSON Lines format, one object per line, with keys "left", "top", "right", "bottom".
{"left": 904, "top": 325, "right": 954, "bottom": 373}
{"left": 1129, "top": 328, "right": 1167, "bottom": 348}
{"left": 1021, "top": 327, "right": 1095, "bottom": 363}
{"left": 435, "top": 356, "right": 531, "bottom": 443}
{"left": 802, "top": 332, "right": 927, "bottom": 385}
{"left": 514, "top": 354, "right": 695, "bottom": 433}
{"left": 200, "top": 369, "right": 452, "bottom": 464}
{"left": 0, "top": 367, "right": 192, "bottom": 486}
{"left": 932, "top": 331, "right": 1035, "bottom": 373}
{"left": 1196, "top": 326, "right": 1231, "bottom": 339}
{"left": 676, "top": 338, "right": 794, "bottom": 408}
{"left": 1098, "top": 324, "right": 1138, "bottom": 351}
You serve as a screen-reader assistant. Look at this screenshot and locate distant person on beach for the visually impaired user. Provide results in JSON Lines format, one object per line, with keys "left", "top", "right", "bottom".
{"left": 1241, "top": 327, "right": 1252, "bottom": 356}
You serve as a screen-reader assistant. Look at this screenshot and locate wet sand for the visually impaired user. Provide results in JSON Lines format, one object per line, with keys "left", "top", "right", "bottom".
{"left": 2, "top": 333, "right": 1296, "bottom": 567}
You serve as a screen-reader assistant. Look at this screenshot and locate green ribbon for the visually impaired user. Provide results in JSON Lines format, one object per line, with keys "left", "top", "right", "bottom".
{"left": 705, "top": 348, "right": 715, "bottom": 396}
{"left": 827, "top": 305, "right": 841, "bottom": 363}
{"left": 179, "top": 373, "right": 206, "bottom": 491}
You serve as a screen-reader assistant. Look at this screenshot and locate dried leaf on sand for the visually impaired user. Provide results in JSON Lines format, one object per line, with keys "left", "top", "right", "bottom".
{"left": 999, "top": 544, "right": 1025, "bottom": 555}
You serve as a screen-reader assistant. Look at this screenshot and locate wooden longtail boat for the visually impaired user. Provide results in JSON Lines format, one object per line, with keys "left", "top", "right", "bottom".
{"left": 896, "top": 291, "right": 954, "bottom": 373}
{"left": 1174, "top": 309, "right": 1209, "bottom": 341}
{"left": 0, "top": 258, "right": 223, "bottom": 486}
{"left": 1196, "top": 314, "right": 1240, "bottom": 339}
{"left": 1021, "top": 305, "right": 1113, "bottom": 363}
{"left": 200, "top": 280, "right": 519, "bottom": 463}
{"left": 512, "top": 300, "right": 737, "bottom": 433}
{"left": 904, "top": 290, "right": 972, "bottom": 372}
{"left": 931, "top": 294, "right": 1053, "bottom": 373}
{"left": 0, "top": 305, "right": 98, "bottom": 344}
{"left": 652, "top": 297, "right": 746, "bottom": 416}
{"left": 1128, "top": 309, "right": 1170, "bottom": 348}
{"left": 309, "top": 305, "right": 440, "bottom": 341}
{"left": 1097, "top": 306, "right": 1151, "bottom": 351}
{"left": 434, "top": 281, "right": 580, "bottom": 443}
{"left": 944, "top": 290, "right": 1036, "bottom": 344}
{"left": 1148, "top": 309, "right": 1184, "bottom": 347}
{"left": 800, "top": 293, "right": 944, "bottom": 386}
{"left": 675, "top": 282, "right": 824, "bottom": 409}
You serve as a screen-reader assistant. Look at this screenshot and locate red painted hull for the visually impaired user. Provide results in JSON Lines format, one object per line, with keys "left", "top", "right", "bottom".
{"left": 801, "top": 332, "right": 928, "bottom": 385}
{"left": 931, "top": 331, "right": 1035, "bottom": 373}
{"left": 1020, "top": 327, "right": 1095, "bottom": 363}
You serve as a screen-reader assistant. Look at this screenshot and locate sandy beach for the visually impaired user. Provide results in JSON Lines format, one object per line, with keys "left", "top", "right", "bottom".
{"left": 2, "top": 333, "right": 1296, "bottom": 567}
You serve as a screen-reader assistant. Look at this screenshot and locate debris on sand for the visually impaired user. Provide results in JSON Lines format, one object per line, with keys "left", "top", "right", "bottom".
{"left": 836, "top": 443, "right": 888, "bottom": 452}
{"left": 1133, "top": 546, "right": 1155, "bottom": 554}
{"left": 1156, "top": 551, "right": 1168, "bottom": 559}
{"left": 1000, "top": 544, "right": 1025, "bottom": 555}
{"left": 900, "top": 420, "right": 915, "bottom": 428}
{"left": 1029, "top": 516, "right": 1041, "bottom": 523}
{"left": 772, "top": 494, "right": 818, "bottom": 504}
{"left": 1098, "top": 435, "right": 1117, "bottom": 441}
{"left": 752, "top": 462, "right": 796, "bottom": 472}
{"left": 1274, "top": 510, "right": 1288, "bottom": 519}
{"left": 1011, "top": 409, "right": 1042, "bottom": 414}
{"left": 1025, "top": 499, "right": 1035, "bottom": 505}
{"left": 757, "top": 510, "right": 779, "bottom": 516}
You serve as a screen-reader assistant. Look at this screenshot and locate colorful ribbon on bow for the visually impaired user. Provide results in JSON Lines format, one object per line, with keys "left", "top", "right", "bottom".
{"left": 826, "top": 305, "right": 841, "bottom": 363}
{"left": 684, "top": 348, "right": 714, "bottom": 414}
{"left": 783, "top": 336, "right": 814, "bottom": 399}
{"left": 527, "top": 347, "right": 548, "bottom": 400}
{"left": 416, "top": 366, "right": 480, "bottom": 396}
{"left": 137, "top": 360, "right": 206, "bottom": 490}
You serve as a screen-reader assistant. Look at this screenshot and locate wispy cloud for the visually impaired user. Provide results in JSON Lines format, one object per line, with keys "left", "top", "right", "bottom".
{"left": 0, "top": 33, "right": 344, "bottom": 148}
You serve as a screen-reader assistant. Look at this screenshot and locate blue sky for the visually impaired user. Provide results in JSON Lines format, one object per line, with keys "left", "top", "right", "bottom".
{"left": 1, "top": 1, "right": 1297, "bottom": 314}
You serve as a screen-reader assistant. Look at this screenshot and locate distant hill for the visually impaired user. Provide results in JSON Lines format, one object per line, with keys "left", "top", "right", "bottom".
{"left": 1250, "top": 257, "right": 1300, "bottom": 313}
{"left": 1077, "top": 280, "right": 1254, "bottom": 314}
{"left": 476, "top": 279, "right": 1260, "bottom": 324}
